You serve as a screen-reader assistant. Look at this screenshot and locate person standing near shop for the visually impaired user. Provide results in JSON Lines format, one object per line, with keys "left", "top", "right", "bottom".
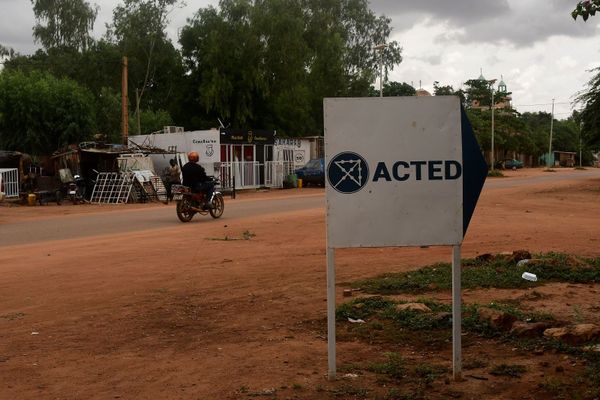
{"left": 166, "top": 158, "right": 181, "bottom": 202}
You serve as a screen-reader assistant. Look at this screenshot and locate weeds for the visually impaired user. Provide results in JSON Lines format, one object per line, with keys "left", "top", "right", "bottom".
{"left": 414, "top": 363, "right": 447, "bottom": 385}
{"left": 331, "top": 384, "right": 368, "bottom": 397}
{"left": 367, "top": 353, "right": 406, "bottom": 380}
{"left": 354, "top": 252, "right": 600, "bottom": 295}
{"left": 489, "top": 363, "right": 527, "bottom": 377}
{"left": 463, "top": 358, "right": 488, "bottom": 370}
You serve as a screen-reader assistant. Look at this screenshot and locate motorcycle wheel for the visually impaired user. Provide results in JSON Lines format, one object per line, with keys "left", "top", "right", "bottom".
{"left": 176, "top": 198, "right": 195, "bottom": 222}
{"left": 209, "top": 194, "right": 225, "bottom": 219}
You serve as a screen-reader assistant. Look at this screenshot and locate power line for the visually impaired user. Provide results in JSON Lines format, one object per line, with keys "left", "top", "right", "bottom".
{"left": 515, "top": 102, "right": 571, "bottom": 106}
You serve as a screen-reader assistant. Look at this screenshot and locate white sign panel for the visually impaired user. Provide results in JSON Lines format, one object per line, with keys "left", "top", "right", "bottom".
{"left": 325, "top": 96, "right": 463, "bottom": 248}
{"left": 129, "top": 130, "right": 220, "bottom": 164}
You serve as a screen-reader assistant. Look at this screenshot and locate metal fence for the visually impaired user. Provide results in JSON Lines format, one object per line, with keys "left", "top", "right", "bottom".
{"left": 218, "top": 161, "right": 296, "bottom": 190}
{"left": 0, "top": 168, "right": 19, "bottom": 198}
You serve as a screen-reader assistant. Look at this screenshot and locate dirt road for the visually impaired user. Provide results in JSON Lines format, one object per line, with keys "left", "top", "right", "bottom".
{"left": 0, "top": 168, "right": 599, "bottom": 399}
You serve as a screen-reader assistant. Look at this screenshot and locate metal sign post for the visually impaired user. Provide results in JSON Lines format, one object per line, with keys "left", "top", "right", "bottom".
{"left": 452, "top": 244, "right": 462, "bottom": 380}
{"left": 324, "top": 96, "right": 487, "bottom": 380}
{"left": 326, "top": 246, "right": 336, "bottom": 379}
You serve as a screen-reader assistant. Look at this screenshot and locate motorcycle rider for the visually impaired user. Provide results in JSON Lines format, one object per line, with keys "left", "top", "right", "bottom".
{"left": 181, "top": 151, "right": 214, "bottom": 208}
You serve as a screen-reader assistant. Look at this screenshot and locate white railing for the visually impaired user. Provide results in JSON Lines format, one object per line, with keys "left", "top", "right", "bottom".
{"left": 218, "top": 161, "right": 296, "bottom": 190}
{"left": 264, "top": 161, "right": 283, "bottom": 188}
{"left": 219, "top": 161, "right": 261, "bottom": 189}
{"left": 0, "top": 168, "right": 19, "bottom": 198}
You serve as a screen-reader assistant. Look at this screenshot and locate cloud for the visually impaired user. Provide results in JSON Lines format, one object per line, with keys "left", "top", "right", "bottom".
{"left": 370, "top": 0, "right": 600, "bottom": 47}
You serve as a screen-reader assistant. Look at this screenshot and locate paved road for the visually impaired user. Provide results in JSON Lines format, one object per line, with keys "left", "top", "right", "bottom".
{"left": 0, "top": 194, "right": 325, "bottom": 247}
{"left": 2, "top": 169, "right": 599, "bottom": 247}
{"left": 485, "top": 168, "right": 600, "bottom": 188}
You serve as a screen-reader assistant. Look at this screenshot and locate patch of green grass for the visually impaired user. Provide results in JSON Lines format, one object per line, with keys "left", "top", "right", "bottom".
{"left": 489, "top": 363, "right": 527, "bottom": 378}
{"left": 331, "top": 384, "right": 368, "bottom": 397}
{"left": 0, "top": 312, "right": 25, "bottom": 320}
{"left": 242, "top": 230, "right": 256, "bottom": 240}
{"left": 383, "top": 388, "right": 420, "bottom": 400}
{"left": 382, "top": 304, "right": 452, "bottom": 331}
{"left": 488, "top": 169, "right": 505, "bottom": 177}
{"left": 414, "top": 363, "right": 447, "bottom": 385}
{"left": 353, "top": 253, "right": 600, "bottom": 295}
{"left": 463, "top": 358, "right": 488, "bottom": 370}
{"left": 367, "top": 352, "right": 406, "bottom": 380}
{"left": 292, "top": 383, "right": 303, "bottom": 390}
{"left": 336, "top": 296, "right": 395, "bottom": 321}
{"left": 573, "top": 305, "right": 586, "bottom": 323}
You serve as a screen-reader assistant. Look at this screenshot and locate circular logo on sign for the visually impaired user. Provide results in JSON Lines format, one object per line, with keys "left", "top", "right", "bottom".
{"left": 327, "top": 152, "right": 369, "bottom": 194}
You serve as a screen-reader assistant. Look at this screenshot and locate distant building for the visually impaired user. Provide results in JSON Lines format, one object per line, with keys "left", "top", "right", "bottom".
{"left": 415, "top": 88, "right": 432, "bottom": 97}
{"left": 471, "top": 71, "right": 512, "bottom": 110}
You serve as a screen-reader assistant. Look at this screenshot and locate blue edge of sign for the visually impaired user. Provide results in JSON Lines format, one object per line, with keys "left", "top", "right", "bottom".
{"left": 461, "top": 105, "right": 488, "bottom": 236}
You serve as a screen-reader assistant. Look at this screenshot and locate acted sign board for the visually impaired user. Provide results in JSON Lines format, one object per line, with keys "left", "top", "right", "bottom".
{"left": 325, "top": 96, "right": 486, "bottom": 248}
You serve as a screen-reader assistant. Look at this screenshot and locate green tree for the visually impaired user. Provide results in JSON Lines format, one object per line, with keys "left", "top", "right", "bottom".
{"left": 572, "top": 0, "right": 600, "bottom": 20}
{"left": 179, "top": 0, "right": 402, "bottom": 135}
{"left": 128, "top": 109, "right": 173, "bottom": 135}
{"left": 433, "top": 81, "right": 465, "bottom": 104}
{"left": 107, "top": 0, "right": 183, "bottom": 132}
{"left": 0, "top": 70, "right": 96, "bottom": 155}
{"left": 95, "top": 87, "right": 123, "bottom": 143}
{"left": 31, "top": 0, "right": 98, "bottom": 51}
{"left": 376, "top": 81, "right": 415, "bottom": 96}
{"left": 575, "top": 67, "right": 600, "bottom": 148}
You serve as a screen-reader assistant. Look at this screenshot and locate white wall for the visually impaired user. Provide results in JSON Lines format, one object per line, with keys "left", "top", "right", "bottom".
{"left": 274, "top": 138, "right": 312, "bottom": 169}
{"left": 129, "top": 130, "right": 221, "bottom": 175}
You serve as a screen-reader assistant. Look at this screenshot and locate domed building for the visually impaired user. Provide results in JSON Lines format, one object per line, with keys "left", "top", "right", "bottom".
{"left": 471, "top": 71, "right": 512, "bottom": 110}
{"left": 495, "top": 75, "right": 512, "bottom": 109}
{"left": 415, "top": 88, "right": 432, "bottom": 97}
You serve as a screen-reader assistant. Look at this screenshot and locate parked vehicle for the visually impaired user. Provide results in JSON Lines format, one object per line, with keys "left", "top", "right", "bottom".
{"left": 172, "top": 178, "right": 224, "bottom": 222}
{"left": 58, "top": 168, "right": 86, "bottom": 204}
{"left": 295, "top": 158, "right": 325, "bottom": 186}
{"left": 495, "top": 158, "right": 524, "bottom": 170}
{"left": 0, "top": 174, "right": 4, "bottom": 202}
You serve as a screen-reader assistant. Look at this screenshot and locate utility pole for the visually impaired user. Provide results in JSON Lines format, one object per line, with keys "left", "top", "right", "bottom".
{"left": 548, "top": 98, "right": 555, "bottom": 168}
{"left": 121, "top": 56, "right": 129, "bottom": 146}
{"left": 491, "top": 87, "right": 495, "bottom": 171}
{"left": 373, "top": 43, "right": 387, "bottom": 97}
{"left": 136, "top": 88, "right": 141, "bottom": 135}
{"left": 579, "top": 120, "right": 583, "bottom": 168}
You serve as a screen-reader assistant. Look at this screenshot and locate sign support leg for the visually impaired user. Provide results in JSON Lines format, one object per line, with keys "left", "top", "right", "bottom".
{"left": 326, "top": 246, "right": 336, "bottom": 380}
{"left": 452, "top": 244, "right": 462, "bottom": 381}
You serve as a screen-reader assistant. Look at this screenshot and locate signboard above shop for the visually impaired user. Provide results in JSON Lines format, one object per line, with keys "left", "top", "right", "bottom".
{"left": 324, "top": 96, "right": 487, "bottom": 248}
{"left": 219, "top": 129, "right": 275, "bottom": 145}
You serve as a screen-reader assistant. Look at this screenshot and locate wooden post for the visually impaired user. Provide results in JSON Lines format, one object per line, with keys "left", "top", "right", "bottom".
{"left": 122, "top": 56, "right": 129, "bottom": 145}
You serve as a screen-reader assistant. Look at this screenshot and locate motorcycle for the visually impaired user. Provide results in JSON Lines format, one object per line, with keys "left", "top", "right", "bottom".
{"left": 172, "top": 179, "right": 225, "bottom": 222}
{"left": 65, "top": 174, "right": 86, "bottom": 204}
{"left": 58, "top": 168, "right": 86, "bottom": 205}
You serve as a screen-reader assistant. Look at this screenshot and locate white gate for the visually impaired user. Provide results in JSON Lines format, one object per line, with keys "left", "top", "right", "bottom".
{"left": 0, "top": 168, "right": 19, "bottom": 198}
{"left": 264, "top": 161, "right": 283, "bottom": 188}
{"left": 219, "top": 161, "right": 261, "bottom": 189}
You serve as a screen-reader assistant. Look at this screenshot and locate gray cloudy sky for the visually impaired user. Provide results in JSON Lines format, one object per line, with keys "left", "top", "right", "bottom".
{"left": 1, "top": 0, "right": 599, "bottom": 118}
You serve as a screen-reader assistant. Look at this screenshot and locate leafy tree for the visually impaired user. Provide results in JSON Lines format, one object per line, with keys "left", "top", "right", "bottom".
{"left": 0, "top": 44, "right": 16, "bottom": 59}
{"left": 0, "top": 70, "right": 96, "bottom": 155}
{"left": 31, "top": 0, "right": 98, "bottom": 51}
{"left": 180, "top": 0, "right": 402, "bottom": 135}
{"left": 128, "top": 109, "right": 173, "bottom": 135}
{"left": 107, "top": 0, "right": 183, "bottom": 130}
{"left": 575, "top": 67, "right": 600, "bottom": 148}
{"left": 572, "top": 0, "right": 600, "bottom": 20}
{"left": 433, "top": 81, "right": 465, "bottom": 104}
{"left": 374, "top": 81, "right": 415, "bottom": 96}
{"left": 433, "top": 81, "right": 455, "bottom": 96}
{"left": 95, "top": 87, "right": 123, "bottom": 143}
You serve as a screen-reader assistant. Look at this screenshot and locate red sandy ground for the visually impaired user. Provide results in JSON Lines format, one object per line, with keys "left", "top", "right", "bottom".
{"left": 1, "top": 168, "right": 599, "bottom": 399}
